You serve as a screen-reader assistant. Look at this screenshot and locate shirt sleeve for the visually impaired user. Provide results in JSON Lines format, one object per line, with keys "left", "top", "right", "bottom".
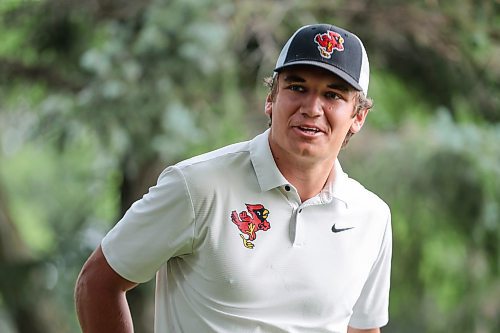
{"left": 101, "top": 166, "right": 195, "bottom": 283}
{"left": 349, "top": 209, "right": 392, "bottom": 329}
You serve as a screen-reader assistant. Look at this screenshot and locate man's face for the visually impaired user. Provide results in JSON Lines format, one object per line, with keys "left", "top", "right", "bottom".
{"left": 265, "top": 65, "right": 367, "bottom": 165}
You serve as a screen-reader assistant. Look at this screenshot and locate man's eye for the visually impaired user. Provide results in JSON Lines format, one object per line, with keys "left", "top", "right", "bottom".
{"left": 325, "top": 91, "right": 341, "bottom": 99}
{"left": 288, "top": 85, "right": 304, "bottom": 92}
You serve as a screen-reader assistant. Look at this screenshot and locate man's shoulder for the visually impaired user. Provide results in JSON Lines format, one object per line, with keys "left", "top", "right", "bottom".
{"left": 343, "top": 175, "right": 390, "bottom": 214}
{"left": 176, "top": 140, "right": 251, "bottom": 170}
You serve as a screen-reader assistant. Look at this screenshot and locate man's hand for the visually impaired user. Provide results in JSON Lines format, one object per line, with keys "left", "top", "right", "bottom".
{"left": 75, "top": 245, "right": 138, "bottom": 333}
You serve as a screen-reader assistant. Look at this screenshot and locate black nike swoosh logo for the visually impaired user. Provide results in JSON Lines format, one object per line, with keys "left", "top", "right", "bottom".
{"left": 331, "top": 224, "right": 354, "bottom": 233}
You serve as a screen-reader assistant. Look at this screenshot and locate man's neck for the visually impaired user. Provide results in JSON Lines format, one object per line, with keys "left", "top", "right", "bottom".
{"left": 274, "top": 154, "right": 336, "bottom": 202}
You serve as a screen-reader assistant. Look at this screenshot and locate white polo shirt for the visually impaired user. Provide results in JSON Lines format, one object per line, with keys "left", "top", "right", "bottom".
{"left": 102, "top": 129, "right": 392, "bottom": 333}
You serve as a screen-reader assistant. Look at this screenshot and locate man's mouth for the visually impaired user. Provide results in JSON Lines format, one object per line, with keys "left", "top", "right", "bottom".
{"left": 297, "top": 126, "right": 322, "bottom": 134}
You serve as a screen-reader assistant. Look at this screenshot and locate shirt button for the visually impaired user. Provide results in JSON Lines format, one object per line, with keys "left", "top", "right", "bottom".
{"left": 284, "top": 185, "right": 291, "bottom": 191}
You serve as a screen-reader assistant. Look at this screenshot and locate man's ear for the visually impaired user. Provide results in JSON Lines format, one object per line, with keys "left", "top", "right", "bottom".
{"left": 350, "top": 108, "right": 369, "bottom": 134}
{"left": 265, "top": 94, "right": 273, "bottom": 117}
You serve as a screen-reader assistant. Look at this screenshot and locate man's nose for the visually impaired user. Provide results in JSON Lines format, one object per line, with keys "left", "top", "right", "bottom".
{"left": 301, "top": 93, "right": 324, "bottom": 117}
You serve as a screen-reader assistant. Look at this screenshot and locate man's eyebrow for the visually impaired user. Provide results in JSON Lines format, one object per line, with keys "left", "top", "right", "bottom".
{"left": 284, "top": 74, "right": 352, "bottom": 91}
{"left": 283, "top": 74, "right": 306, "bottom": 83}
{"left": 327, "top": 82, "right": 351, "bottom": 92}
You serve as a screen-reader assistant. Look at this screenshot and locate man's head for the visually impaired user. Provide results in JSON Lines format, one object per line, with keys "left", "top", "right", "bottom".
{"left": 266, "top": 24, "right": 373, "bottom": 150}
{"left": 274, "top": 24, "right": 370, "bottom": 97}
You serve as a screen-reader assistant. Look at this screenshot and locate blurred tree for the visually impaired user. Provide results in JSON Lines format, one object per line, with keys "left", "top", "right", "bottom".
{"left": 0, "top": 180, "right": 56, "bottom": 333}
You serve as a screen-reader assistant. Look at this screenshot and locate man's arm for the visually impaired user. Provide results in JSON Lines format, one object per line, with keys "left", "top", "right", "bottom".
{"left": 75, "top": 245, "right": 138, "bottom": 333}
{"left": 347, "top": 327, "right": 380, "bottom": 333}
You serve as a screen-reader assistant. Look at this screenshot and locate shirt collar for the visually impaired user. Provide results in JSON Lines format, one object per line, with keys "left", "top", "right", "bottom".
{"left": 322, "top": 159, "right": 352, "bottom": 207}
{"left": 250, "top": 129, "right": 289, "bottom": 192}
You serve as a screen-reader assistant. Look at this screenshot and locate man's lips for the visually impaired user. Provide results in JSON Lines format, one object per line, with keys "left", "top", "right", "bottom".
{"left": 293, "top": 125, "right": 325, "bottom": 135}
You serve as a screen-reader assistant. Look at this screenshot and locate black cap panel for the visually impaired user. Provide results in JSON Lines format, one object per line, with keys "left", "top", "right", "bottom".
{"left": 274, "top": 24, "right": 369, "bottom": 95}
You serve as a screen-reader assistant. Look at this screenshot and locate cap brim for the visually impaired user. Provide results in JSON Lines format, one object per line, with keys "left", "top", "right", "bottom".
{"left": 274, "top": 61, "right": 363, "bottom": 93}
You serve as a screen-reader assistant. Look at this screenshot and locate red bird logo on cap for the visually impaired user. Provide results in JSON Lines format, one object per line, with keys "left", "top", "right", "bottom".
{"left": 314, "top": 30, "right": 344, "bottom": 59}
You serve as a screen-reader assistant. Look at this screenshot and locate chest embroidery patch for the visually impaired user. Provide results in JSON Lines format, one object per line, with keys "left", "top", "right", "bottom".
{"left": 230, "top": 204, "right": 271, "bottom": 249}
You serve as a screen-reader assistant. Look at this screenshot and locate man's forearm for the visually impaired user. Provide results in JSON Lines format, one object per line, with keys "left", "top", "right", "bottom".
{"left": 75, "top": 284, "right": 133, "bottom": 333}
{"left": 75, "top": 246, "right": 137, "bottom": 333}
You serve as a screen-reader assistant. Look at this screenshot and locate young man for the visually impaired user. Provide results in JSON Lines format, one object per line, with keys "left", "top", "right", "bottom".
{"left": 75, "top": 23, "right": 392, "bottom": 333}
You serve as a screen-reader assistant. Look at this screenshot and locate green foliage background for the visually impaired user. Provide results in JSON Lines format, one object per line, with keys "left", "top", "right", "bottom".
{"left": 0, "top": 0, "right": 498, "bottom": 332}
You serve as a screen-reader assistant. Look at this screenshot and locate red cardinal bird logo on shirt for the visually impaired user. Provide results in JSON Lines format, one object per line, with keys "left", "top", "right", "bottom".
{"left": 314, "top": 30, "right": 344, "bottom": 59}
{"left": 231, "top": 204, "right": 271, "bottom": 249}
